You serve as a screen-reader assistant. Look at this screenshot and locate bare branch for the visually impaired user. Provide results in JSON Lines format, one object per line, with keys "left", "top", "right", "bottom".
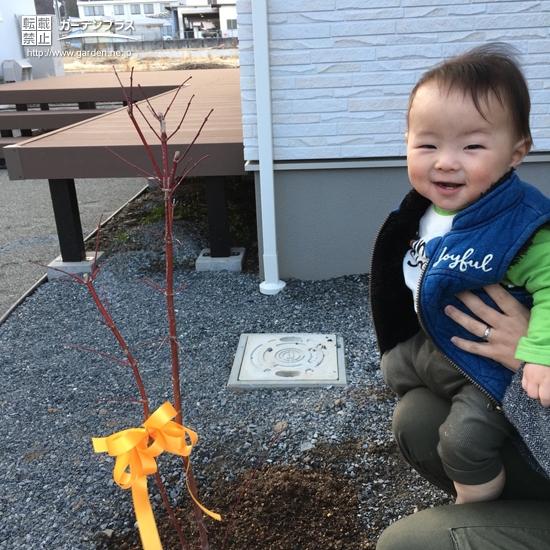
{"left": 133, "top": 336, "right": 183, "bottom": 358}
{"left": 100, "top": 282, "right": 112, "bottom": 320}
{"left": 104, "top": 65, "right": 213, "bottom": 548}
{"left": 164, "top": 77, "right": 192, "bottom": 119}
{"left": 168, "top": 151, "right": 180, "bottom": 190}
{"left": 105, "top": 146, "right": 158, "bottom": 180}
{"left": 176, "top": 155, "right": 210, "bottom": 187}
{"left": 137, "top": 83, "right": 162, "bottom": 122}
{"left": 134, "top": 277, "right": 166, "bottom": 294}
{"left": 113, "top": 67, "right": 133, "bottom": 107}
{"left": 170, "top": 107, "right": 213, "bottom": 151}
{"left": 131, "top": 99, "right": 162, "bottom": 140}
{"left": 174, "top": 283, "right": 189, "bottom": 295}
{"left": 62, "top": 344, "right": 130, "bottom": 367}
{"left": 29, "top": 260, "right": 84, "bottom": 283}
{"left": 88, "top": 216, "right": 104, "bottom": 280}
{"left": 132, "top": 227, "right": 165, "bottom": 241}
{"left": 112, "top": 68, "right": 162, "bottom": 178}
{"left": 134, "top": 337, "right": 168, "bottom": 350}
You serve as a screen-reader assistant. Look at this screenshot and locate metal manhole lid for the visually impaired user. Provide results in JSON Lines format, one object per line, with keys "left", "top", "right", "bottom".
{"left": 228, "top": 333, "right": 346, "bottom": 389}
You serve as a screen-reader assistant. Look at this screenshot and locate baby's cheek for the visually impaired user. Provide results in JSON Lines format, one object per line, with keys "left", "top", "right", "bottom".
{"left": 407, "top": 162, "right": 427, "bottom": 191}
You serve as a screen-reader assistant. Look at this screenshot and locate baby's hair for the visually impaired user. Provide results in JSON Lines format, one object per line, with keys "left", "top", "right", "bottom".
{"left": 408, "top": 43, "right": 531, "bottom": 142}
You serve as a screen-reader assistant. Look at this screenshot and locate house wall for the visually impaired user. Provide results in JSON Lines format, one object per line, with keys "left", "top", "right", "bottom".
{"left": 24, "top": 16, "right": 65, "bottom": 78}
{"left": 176, "top": 0, "right": 238, "bottom": 38}
{"left": 238, "top": 0, "right": 550, "bottom": 281}
{"left": 185, "top": 0, "right": 214, "bottom": 6}
{"left": 254, "top": 163, "right": 410, "bottom": 280}
{"left": 238, "top": 0, "right": 550, "bottom": 162}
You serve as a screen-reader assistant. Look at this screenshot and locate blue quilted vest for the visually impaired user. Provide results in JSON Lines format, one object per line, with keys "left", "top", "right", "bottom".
{"left": 418, "top": 172, "right": 550, "bottom": 402}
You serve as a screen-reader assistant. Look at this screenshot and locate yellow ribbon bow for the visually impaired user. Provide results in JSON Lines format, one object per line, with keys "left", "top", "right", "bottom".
{"left": 93, "top": 401, "right": 220, "bottom": 550}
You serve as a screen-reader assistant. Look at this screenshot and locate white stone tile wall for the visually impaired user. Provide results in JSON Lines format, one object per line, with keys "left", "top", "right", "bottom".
{"left": 237, "top": 0, "right": 550, "bottom": 161}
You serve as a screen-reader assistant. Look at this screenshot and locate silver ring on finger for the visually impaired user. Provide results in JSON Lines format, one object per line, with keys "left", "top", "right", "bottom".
{"left": 482, "top": 325, "right": 491, "bottom": 341}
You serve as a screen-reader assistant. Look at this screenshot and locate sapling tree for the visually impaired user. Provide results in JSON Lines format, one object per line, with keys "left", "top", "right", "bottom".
{"left": 108, "top": 68, "right": 216, "bottom": 550}
{"left": 47, "top": 70, "right": 218, "bottom": 550}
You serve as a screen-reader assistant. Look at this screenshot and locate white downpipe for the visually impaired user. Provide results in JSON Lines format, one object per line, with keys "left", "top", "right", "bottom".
{"left": 252, "top": 0, "right": 286, "bottom": 295}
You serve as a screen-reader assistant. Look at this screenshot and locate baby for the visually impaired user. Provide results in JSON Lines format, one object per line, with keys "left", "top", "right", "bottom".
{"left": 370, "top": 43, "right": 550, "bottom": 504}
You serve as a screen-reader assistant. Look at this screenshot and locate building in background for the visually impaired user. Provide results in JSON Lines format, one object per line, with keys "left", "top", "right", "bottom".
{"left": 165, "top": 0, "right": 237, "bottom": 39}
{"left": 75, "top": 1, "right": 172, "bottom": 39}
{"left": 75, "top": 0, "right": 237, "bottom": 40}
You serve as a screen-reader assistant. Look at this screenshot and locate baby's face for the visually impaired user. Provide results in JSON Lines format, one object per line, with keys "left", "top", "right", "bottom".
{"left": 406, "top": 81, "right": 529, "bottom": 211}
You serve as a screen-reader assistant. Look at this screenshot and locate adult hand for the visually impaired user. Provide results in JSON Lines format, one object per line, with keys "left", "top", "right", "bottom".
{"left": 444, "top": 284, "right": 530, "bottom": 372}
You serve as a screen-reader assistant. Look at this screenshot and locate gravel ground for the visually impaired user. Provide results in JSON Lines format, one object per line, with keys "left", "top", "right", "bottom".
{"left": 0, "top": 220, "right": 449, "bottom": 549}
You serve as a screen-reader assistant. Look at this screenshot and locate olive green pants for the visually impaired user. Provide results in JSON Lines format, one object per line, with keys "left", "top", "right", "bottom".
{"left": 381, "top": 331, "right": 516, "bottom": 485}
{"left": 376, "top": 387, "right": 550, "bottom": 550}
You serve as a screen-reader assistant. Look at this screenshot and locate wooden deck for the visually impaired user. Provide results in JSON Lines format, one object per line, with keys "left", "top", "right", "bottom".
{"left": 0, "top": 109, "right": 106, "bottom": 130}
{"left": 0, "top": 70, "right": 193, "bottom": 105}
{"left": 5, "top": 68, "right": 244, "bottom": 180}
{"left": 0, "top": 70, "right": 202, "bottom": 157}
{"left": 3, "top": 68, "right": 245, "bottom": 264}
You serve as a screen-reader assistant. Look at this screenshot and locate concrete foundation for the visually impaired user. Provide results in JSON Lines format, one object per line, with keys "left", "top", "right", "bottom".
{"left": 251, "top": 156, "right": 550, "bottom": 281}
{"left": 195, "top": 247, "right": 245, "bottom": 272}
{"left": 46, "top": 251, "right": 104, "bottom": 281}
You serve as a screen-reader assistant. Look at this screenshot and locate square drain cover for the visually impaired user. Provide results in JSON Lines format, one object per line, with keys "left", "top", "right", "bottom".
{"left": 228, "top": 333, "right": 346, "bottom": 389}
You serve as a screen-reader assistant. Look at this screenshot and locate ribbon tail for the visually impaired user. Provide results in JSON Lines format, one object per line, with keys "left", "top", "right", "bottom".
{"left": 131, "top": 475, "right": 163, "bottom": 550}
{"left": 185, "top": 475, "right": 222, "bottom": 521}
{"left": 184, "top": 461, "right": 221, "bottom": 521}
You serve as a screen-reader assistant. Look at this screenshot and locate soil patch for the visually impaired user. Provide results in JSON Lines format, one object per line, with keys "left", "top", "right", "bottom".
{"left": 97, "top": 437, "right": 451, "bottom": 549}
